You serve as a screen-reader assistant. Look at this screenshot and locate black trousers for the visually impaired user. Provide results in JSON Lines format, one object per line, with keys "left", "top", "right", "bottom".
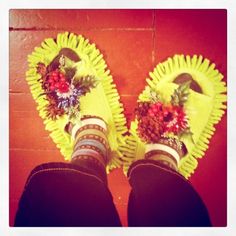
{"left": 14, "top": 159, "right": 211, "bottom": 227}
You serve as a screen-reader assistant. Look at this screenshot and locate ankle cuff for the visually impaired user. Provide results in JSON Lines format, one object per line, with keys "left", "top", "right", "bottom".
{"left": 145, "top": 143, "right": 180, "bottom": 165}
{"left": 71, "top": 118, "right": 107, "bottom": 140}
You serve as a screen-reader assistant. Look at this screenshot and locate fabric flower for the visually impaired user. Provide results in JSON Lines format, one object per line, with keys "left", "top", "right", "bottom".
{"left": 136, "top": 101, "right": 189, "bottom": 143}
{"left": 37, "top": 61, "right": 98, "bottom": 120}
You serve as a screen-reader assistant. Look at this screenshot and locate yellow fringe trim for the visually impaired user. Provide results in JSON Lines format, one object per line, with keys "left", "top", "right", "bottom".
{"left": 122, "top": 54, "right": 227, "bottom": 178}
{"left": 26, "top": 32, "right": 127, "bottom": 172}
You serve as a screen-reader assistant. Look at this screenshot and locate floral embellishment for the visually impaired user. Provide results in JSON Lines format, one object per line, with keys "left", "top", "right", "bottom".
{"left": 135, "top": 81, "right": 192, "bottom": 143}
{"left": 37, "top": 55, "right": 97, "bottom": 121}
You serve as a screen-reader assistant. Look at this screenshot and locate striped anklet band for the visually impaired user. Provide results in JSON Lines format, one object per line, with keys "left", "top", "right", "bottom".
{"left": 71, "top": 116, "right": 109, "bottom": 167}
{"left": 71, "top": 117, "right": 107, "bottom": 140}
{"left": 145, "top": 138, "right": 187, "bottom": 171}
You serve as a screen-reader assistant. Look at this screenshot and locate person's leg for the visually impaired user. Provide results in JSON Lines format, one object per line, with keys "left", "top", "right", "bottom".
{"left": 127, "top": 138, "right": 211, "bottom": 227}
{"left": 14, "top": 116, "right": 121, "bottom": 227}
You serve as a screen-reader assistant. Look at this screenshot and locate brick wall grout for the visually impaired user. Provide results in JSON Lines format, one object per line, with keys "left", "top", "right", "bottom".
{"left": 151, "top": 10, "right": 156, "bottom": 65}
{"left": 10, "top": 148, "right": 59, "bottom": 151}
{"left": 9, "top": 27, "right": 154, "bottom": 32}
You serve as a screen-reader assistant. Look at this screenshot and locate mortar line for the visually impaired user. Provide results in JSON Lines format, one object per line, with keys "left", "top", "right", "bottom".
{"left": 9, "top": 27, "right": 153, "bottom": 32}
{"left": 10, "top": 148, "right": 59, "bottom": 151}
{"left": 151, "top": 10, "right": 157, "bottom": 66}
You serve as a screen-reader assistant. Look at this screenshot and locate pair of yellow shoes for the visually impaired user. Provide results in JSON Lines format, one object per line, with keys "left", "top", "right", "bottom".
{"left": 26, "top": 32, "right": 226, "bottom": 179}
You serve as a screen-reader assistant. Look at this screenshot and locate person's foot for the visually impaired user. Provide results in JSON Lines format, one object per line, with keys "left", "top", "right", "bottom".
{"left": 65, "top": 115, "right": 110, "bottom": 169}
{"left": 134, "top": 75, "right": 191, "bottom": 173}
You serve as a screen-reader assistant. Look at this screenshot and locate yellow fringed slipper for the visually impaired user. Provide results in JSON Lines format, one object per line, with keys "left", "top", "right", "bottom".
{"left": 122, "top": 54, "right": 227, "bottom": 178}
{"left": 26, "top": 32, "right": 127, "bottom": 172}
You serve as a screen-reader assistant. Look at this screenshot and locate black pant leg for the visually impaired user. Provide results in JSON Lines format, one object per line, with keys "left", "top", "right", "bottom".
{"left": 14, "top": 162, "right": 121, "bottom": 227}
{"left": 127, "top": 160, "right": 211, "bottom": 227}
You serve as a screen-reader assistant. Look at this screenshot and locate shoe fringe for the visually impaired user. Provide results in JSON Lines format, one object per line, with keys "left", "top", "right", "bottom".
{"left": 26, "top": 32, "right": 128, "bottom": 172}
{"left": 122, "top": 54, "right": 226, "bottom": 178}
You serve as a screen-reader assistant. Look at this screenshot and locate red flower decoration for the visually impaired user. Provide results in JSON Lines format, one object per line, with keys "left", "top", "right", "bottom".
{"left": 44, "top": 70, "right": 69, "bottom": 93}
{"left": 136, "top": 101, "right": 188, "bottom": 143}
{"left": 161, "top": 105, "right": 188, "bottom": 134}
{"left": 37, "top": 60, "right": 98, "bottom": 120}
{"left": 58, "top": 82, "right": 70, "bottom": 93}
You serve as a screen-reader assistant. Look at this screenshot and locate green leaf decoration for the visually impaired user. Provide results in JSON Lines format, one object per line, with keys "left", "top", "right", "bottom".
{"left": 171, "top": 80, "right": 191, "bottom": 106}
{"left": 149, "top": 88, "right": 161, "bottom": 103}
{"left": 75, "top": 76, "right": 98, "bottom": 94}
{"left": 68, "top": 104, "right": 82, "bottom": 123}
{"left": 140, "top": 86, "right": 161, "bottom": 103}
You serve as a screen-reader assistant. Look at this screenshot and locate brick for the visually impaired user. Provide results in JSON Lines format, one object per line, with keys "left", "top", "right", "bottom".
{"left": 10, "top": 111, "right": 58, "bottom": 150}
{"left": 108, "top": 168, "right": 130, "bottom": 226}
{"left": 115, "top": 204, "right": 128, "bottom": 226}
{"left": 120, "top": 95, "right": 138, "bottom": 127}
{"left": 10, "top": 30, "right": 153, "bottom": 94}
{"left": 10, "top": 149, "right": 64, "bottom": 197}
{"left": 10, "top": 199, "right": 18, "bottom": 226}
{"left": 10, "top": 31, "right": 60, "bottom": 92}
{"left": 108, "top": 168, "right": 131, "bottom": 197}
{"left": 154, "top": 9, "right": 227, "bottom": 81}
{"left": 9, "top": 149, "right": 64, "bottom": 226}
{"left": 153, "top": 10, "right": 227, "bottom": 226}
{"left": 87, "top": 30, "right": 153, "bottom": 95}
{"left": 10, "top": 93, "right": 37, "bottom": 112}
{"left": 10, "top": 9, "right": 154, "bottom": 30}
